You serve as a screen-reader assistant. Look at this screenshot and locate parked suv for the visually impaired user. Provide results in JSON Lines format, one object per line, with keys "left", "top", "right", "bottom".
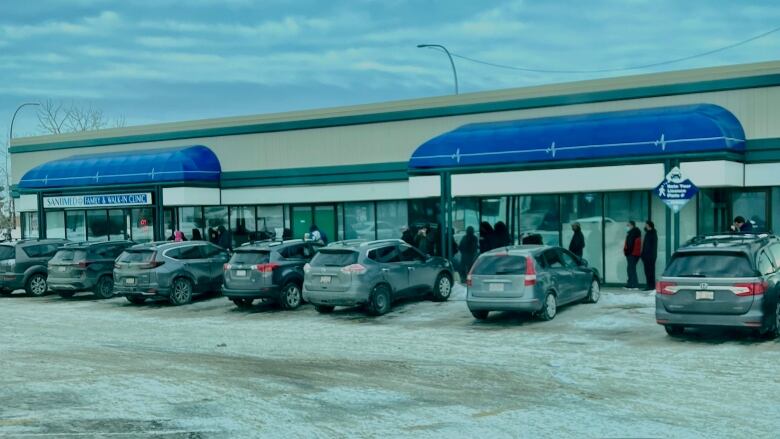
{"left": 113, "top": 241, "right": 230, "bottom": 305}
{"left": 48, "top": 241, "right": 135, "bottom": 299}
{"left": 657, "top": 233, "right": 780, "bottom": 337}
{"left": 0, "top": 239, "right": 69, "bottom": 296}
{"left": 302, "top": 239, "right": 453, "bottom": 315}
{"left": 467, "top": 246, "right": 600, "bottom": 321}
{"left": 223, "top": 240, "right": 323, "bottom": 309}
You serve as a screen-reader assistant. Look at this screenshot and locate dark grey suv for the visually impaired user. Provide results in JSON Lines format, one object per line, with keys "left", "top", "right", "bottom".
{"left": 48, "top": 241, "right": 135, "bottom": 299}
{"left": 302, "top": 239, "right": 454, "bottom": 315}
{"left": 223, "top": 240, "right": 323, "bottom": 309}
{"left": 0, "top": 239, "right": 69, "bottom": 296}
{"left": 657, "top": 234, "right": 780, "bottom": 337}
{"left": 114, "top": 241, "right": 230, "bottom": 305}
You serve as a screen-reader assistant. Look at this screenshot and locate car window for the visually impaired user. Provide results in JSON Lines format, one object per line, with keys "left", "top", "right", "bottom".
{"left": 559, "top": 250, "right": 579, "bottom": 269}
{"left": 310, "top": 250, "right": 358, "bottom": 267}
{"left": 0, "top": 245, "right": 14, "bottom": 260}
{"left": 303, "top": 244, "right": 319, "bottom": 259}
{"left": 201, "top": 244, "right": 221, "bottom": 258}
{"left": 24, "top": 244, "right": 60, "bottom": 258}
{"left": 471, "top": 255, "right": 526, "bottom": 275}
{"left": 284, "top": 244, "right": 306, "bottom": 260}
{"left": 544, "top": 250, "right": 564, "bottom": 268}
{"left": 758, "top": 251, "right": 774, "bottom": 276}
{"left": 230, "top": 250, "right": 270, "bottom": 265}
{"left": 175, "top": 245, "right": 203, "bottom": 260}
{"left": 767, "top": 243, "right": 780, "bottom": 269}
{"left": 399, "top": 245, "right": 426, "bottom": 262}
{"left": 369, "top": 245, "right": 401, "bottom": 263}
{"left": 664, "top": 252, "right": 756, "bottom": 278}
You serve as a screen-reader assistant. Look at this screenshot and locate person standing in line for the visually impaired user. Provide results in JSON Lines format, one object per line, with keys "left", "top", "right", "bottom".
{"left": 568, "top": 222, "right": 585, "bottom": 258}
{"left": 641, "top": 220, "right": 658, "bottom": 292}
{"left": 401, "top": 226, "right": 414, "bottom": 246}
{"left": 191, "top": 229, "right": 203, "bottom": 241}
{"left": 415, "top": 225, "right": 429, "bottom": 254}
{"left": 479, "top": 222, "right": 494, "bottom": 253}
{"left": 493, "top": 221, "right": 511, "bottom": 248}
{"left": 458, "top": 226, "right": 479, "bottom": 282}
{"left": 623, "top": 220, "right": 642, "bottom": 290}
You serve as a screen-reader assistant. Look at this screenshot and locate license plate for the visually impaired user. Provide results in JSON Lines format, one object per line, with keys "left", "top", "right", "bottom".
{"left": 235, "top": 270, "right": 247, "bottom": 277}
{"left": 696, "top": 290, "right": 714, "bottom": 300}
{"left": 320, "top": 276, "right": 332, "bottom": 284}
{"left": 125, "top": 278, "right": 136, "bottom": 286}
{"left": 488, "top": 283, "right": 505, "bottom": 292}
{"left": 58, "top": 266, "right": 66, "bottom": 272}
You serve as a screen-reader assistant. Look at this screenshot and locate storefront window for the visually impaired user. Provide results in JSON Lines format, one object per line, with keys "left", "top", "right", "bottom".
{"left": 163, "top": 208, "right": 176, "bottom": 241}
{"left": 230, "top": 206, "right": 256, "bottom": 247}
{"left": 561, "top": 193, "right": 603, "bottom": 272}
{"left": 604, "top": 191, "right": 649, "bottom": 284}
{"left": 345, "top": 202, "right": 375, "bottom": 240}
{"left": 336, "top": 204, "right": 345, "bottom": 241}
{"left": 698, "top": 189, "right": 729, "bottom": 235}
{"left": 518, "top": 195, "right": 560, "bottom": 246}
{"left": 131, "top": 208, "right": 154, "bottom": 243}
{"left": 772, "top": 188, "right": 780, "bottom": 234}
{"left": 66, "top": 211, "right": 86, "bottom": 242}
{"left": 732, "top": 190, "right": 767, "bottom": 232}
{"left": 204, "top": 206, "right": 228, "bottom": 242}
{"left": 108, "top": 209, "right": 127, "bottom": 241}
{"left": 87, "top": 210, "right": 108, "bottom": 241}
{"left": 408, "top": 198, "right": 441, "bottom": 255}
{"left": 257, "top": 205, "right": 284, "bottom": 239}
{"left": 452, "top": 198, "right": 479, "bottom": 245}
{"left": 22, "top": 212, "right": 39, "bottom": 239}
{"left": 46, "top": 211, "right": 66, "bottom": 239}
{"left": 376, "top": 200, "right": 408, "bottom": 240}
{"left": 179, "top": 207, "right": 204, "bottom": 240}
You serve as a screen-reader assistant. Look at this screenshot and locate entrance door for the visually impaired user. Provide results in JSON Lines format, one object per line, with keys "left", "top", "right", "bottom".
{"left": 732, "top": 190, "right": 768, "bottom": 232}
{"left": 291, "top": 205, "right": 336, "bottom": 242}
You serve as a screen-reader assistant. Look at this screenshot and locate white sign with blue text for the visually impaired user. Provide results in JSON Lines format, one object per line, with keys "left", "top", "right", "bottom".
{"left": 43, "top": 192, "right": 153, "bottom": 209}
{"left": 654, "top": 167, "right": 698, "bottom": 213}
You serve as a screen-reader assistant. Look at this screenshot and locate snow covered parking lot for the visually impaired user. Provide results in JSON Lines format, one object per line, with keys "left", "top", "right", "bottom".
{"left": 1, "top": 286, "right": 779, "bottom": 438}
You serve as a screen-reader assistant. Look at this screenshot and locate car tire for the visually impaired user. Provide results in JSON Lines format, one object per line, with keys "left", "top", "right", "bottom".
{"left": 759, "top": 302, "right": 780, "bottom": 340}
{"left": 431, "top": 273, "right": 453, "bottom": 302}
{"left": 0, "top": 290, "right": 11, "bottom": 296}
{"left": 58, "top": 291, "right": 75, "bottom": 299}
{"left": 94, "top": 276, "right": 115, "bottom": 299}
{"left": 584, "top": 278, "right": 601, "bottom": 303}
{"left": 279, "top": 282, "right": 303, "bottom": 310}
{"left": 538, "top": 292, "right": 557, "bottom": 321}
{"left": 232, "top": 298, "right": 254, "bottom": 309}
{"left": 126, "top": 295, "right": 146, "bottom": 305}
{"left": 25, "top": 273, "right": 48, "bottom": 297}
{"left": 471, "top": 310, "right": 489, "bottom": 320}
{"left": 367, "top": 284, "right": 392, "bottom": 316}
{"left": 169, "top": 278, "right": 193, "bottom": 306}
{"left": 664, "top": 325, "right": 685, "bottom": 336}
{"left": 314, "top": 304, "right": 335, "bottom": 314}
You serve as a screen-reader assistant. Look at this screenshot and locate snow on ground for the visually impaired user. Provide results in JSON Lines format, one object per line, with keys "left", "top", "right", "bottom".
{"left": 1, "top": 286, "right": 779, "bottom": 438}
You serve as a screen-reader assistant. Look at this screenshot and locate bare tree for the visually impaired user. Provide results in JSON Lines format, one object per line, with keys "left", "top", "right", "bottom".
{"left": 36, "top": 99, "right": 127, "bottom": 135}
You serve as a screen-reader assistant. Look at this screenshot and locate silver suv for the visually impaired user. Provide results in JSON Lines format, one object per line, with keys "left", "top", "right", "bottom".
{"left": 302, "top": 239, "right": 453, "bottom": 315}
{"left": 113, "top": 241, "right": 230, "bottom": 305}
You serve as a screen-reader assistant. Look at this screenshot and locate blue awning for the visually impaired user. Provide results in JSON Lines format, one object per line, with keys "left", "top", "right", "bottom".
{"left": 409, "top": 104, "right": 745, "bottom": 170}
{"left": 19, "top": 145, "right": 221, "bottom": 189}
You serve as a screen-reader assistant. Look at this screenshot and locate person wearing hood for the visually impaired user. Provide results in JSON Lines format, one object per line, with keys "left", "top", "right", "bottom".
{"left": 568, "top": 222, "right": 585, "bottom": 258}
{"left": 641, "top": 220, "right": 658, "bottom": 291}
{"left": 493, "top": 221, "right": 511, "bottom": 248}
{"left": 623, "top": 220, "right": 642, "bottom": 290}
{"left": 479, "top": 222, "right": 494, "bottom": 253}
{"left": 401, "top": 226, "right": 415, "bottom": 246}
{"left": 458, "top": 226, "right": 479, "bottom": 282}
{"left": 216, "top": 225, "right": 232, "bottom": 251}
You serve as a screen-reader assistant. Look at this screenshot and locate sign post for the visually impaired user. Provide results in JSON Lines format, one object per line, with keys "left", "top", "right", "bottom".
{"left": 655, "top": 166, "right": 698, "bottom": 251}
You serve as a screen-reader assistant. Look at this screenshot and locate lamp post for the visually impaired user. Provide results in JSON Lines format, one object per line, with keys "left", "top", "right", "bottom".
{"left": 8, "top": 102, "right": 40, "bottom": 232}
{"left": 417, "top": 44, "right": 459, "bottom": 95}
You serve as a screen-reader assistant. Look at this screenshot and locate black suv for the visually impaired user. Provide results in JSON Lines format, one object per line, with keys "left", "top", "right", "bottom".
{"left": 657, "top": 233, "right": 780, "bottom": 337}
{"left": 48, "top": 241, "right": 135, "bottom": 299}
{"left": 0, "top": 239, "right": 69, "bottom": 296}
{"left": 222, "top": 240, "right": 323, "bottom": 309}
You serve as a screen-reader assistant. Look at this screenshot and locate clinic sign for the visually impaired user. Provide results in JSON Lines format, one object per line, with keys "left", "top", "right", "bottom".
{"left": 654, "top": 167, "right": 698, "bottom": 213}
{"left": 43, "top": 192, "right": 153, "bottom": 209}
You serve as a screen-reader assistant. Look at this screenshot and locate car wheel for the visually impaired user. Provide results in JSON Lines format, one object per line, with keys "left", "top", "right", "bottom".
{"left": 584, "top": 278, "right": 601, "bottom": 303}
{"left": 94, "top": 276, "right": 115, "bottom": 299}
{"left": 431, "top": 273, "right": 453, "bottom": 302}
{"left": 759, "top": 302, "right": 780, "bottom": 339}
{"left": 58, "top": 291, "right": 75, "bottom": 299}
{"left": 314, "top": 304, "right": 335, "bottom": 314}
{"left": 471, "top": 310, "right": 489, "bottom": 320}
{"left": 368, "top": 284, "right": 392, "bottom": 316}
{"left": 538, "top": 293, "right": 557, "bottom": 321}
{"left": 0, "top": 289, "right": 12, "bottom": 296}
{"left": 279, "top": 282, "right": 303, "bottom": 310}
{"left": 169, "top": 278, "right": 193, "bottom": 306}
{"left": 232, "top": 298, "right": 254, "bottom": 309}
{"left": 25, "top": 273, "right": 48, "bottom": 297}
{"left": 664, "top": 325, "right": 685, "bottom": 336}
{"left": 126, "top": 295, "right": 146, "bottom": 305}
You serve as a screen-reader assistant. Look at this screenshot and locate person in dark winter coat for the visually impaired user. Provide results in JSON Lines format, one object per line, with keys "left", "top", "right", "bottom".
{"left": 641, "top": 220, "right": 658, "bottom": 291}
{"left": 623, "top": 220, "right": 642, "bottom": 289}
{"left": 415, "top": 225, "right": 430, "bottom": 254}
{"left": 191, "top": 229, "right": 203, "bottom": 241}
{"left": 493, "top": 221, "right": 511, "bottom": 248}
{"left": 458, "top": 226, "right": 479, "bottom": 281}
{"left": 479, "top": 222, "right": 494, "bottom": 253}
{"left": 401, "top": 226, "right": 415, "bottom": 246}
{"left": 568, "top": 222, "right": 585, "bottom": 258}
{"left": 216, "top": 225, "right": 232, "bottom": 251}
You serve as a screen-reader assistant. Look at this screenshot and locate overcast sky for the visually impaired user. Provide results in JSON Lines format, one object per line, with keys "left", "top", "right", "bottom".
{"left": 1, "top": 0, "right": 779, "bottom": 139}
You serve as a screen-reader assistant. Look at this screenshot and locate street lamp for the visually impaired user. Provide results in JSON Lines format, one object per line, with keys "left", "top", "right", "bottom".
{"left": 7, "top": 102, "right": 40, "bottom": 232}
{"left": 417, "top": 44, "right": 459, "bottom": 95}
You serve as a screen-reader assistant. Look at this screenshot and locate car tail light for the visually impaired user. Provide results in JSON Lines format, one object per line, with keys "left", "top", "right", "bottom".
{"left": 524, "top": 256, "right": 537, "bottom": 286}
{"left": 253, "top": 263, "right": 279, "bottom": 276}
{"left": 466, "top": 272, "right": 473, "bottom": 287}
{"left": 734, "top": 281, "right": 767, "bottom": 296}
{"left": 340, "top": 264, "right": 367, "bottom": 275}
{"left": 303, "top": 263, "right": 311, "bottom": 273}
{"left": 224, "top": 263, "right": 232, "bottom": 271}
{"left": 656, "top": 281, "right": 677, "bottom": 295}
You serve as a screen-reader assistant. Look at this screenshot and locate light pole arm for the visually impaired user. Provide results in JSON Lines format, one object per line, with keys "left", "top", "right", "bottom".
{"left": 417, "top": 44, "right": 459, "bottom": 95}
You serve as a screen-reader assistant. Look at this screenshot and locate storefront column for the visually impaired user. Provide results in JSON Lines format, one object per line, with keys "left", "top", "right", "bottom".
{"left": 439, "top": 171, "right": 452, "bottom": 259}
{"left": 36, "top": 192, "right": 46, "bottom": 239}
{"left": 154, "top": 186, "right": 165, "bottom": 241}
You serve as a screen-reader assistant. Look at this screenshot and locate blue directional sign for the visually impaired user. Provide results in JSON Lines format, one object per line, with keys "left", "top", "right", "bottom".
{"left": 655, "top": 166, "right": 699, "bottom": 213}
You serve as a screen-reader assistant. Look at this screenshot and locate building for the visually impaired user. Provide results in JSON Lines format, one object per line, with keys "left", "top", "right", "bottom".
{"left": 10, "top": 60, "right": 780, "bottom": 285}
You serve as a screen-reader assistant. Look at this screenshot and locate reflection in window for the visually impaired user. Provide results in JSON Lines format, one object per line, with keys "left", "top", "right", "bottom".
{"left": 131, "top": 208, "right": 154, "bottom": 243}
{"left": 179, "top": 207, "right": 204, "bottom": 240}
{"left": 66, "top": 210, "right": 86, "bottom": 242}
{"left": 87, "top": 210, "right": 108, "bottom": 241}
{"left": 604, "top": 191, "right": 648, "bottom": 284}
{"left": 561, "top": 193, "right": 603, "bottom": 273}
{"left": 376, "top": 200, "right": 408, "bottom": 240}
{"left": 108, "top": 209, "right": 127, "bottom": 241}
{"left": 230, "top": 206, "right": 256, "bottom": 247}
{"left": 345, "top": 202, "right": 375, "bottom": 240}
{"left": 518, "top": 195, "right": 560, "bottom": 246}
{"left": 732, "top": 191, "right": 767, "bottom": 232}
{"left": 22, "top": 212, "right": 39, "bottom": 239}
{"left": 204, "top": 207, "right": 228, "bottom": 241}
{"left": 452, "top": 198, "right": 479, "bottom": 246}
{"left": 257, "top": 205, "right": 284, "bottom": 240}
{"left": 46, "top": 211, "right": 66, "bottom": 239}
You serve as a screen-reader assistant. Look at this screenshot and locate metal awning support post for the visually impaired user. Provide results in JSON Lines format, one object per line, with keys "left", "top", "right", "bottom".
{"left": 439, "top": 171, "right": 452, "bottom": 259}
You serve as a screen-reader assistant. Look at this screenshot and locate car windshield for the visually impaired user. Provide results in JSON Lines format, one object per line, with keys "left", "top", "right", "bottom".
{"left": 472, "top": 255, "right": 527, "bottom": 275}
{"left": 50, "top": 249, "right": 87, "bottom": 263}
{"left": 230, "top": 250, "right": 270, "bottom": 265}
{"left": 310, "top": 249, "right": 358, "bottom": 267}
{"left": 664, "top": 252, "right": 756, "bottom": 278}
{"left": 0, "top": 245, "right": 14, "bottom": 261}
{"left": 117, "top": 250, "right": 155, "bottom": 264}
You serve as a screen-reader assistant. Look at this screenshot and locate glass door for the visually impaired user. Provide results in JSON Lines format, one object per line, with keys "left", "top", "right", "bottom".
{"left": 731, "top": 190, "right": 768, "bottom": 232}
{"left": 314, "top": 205, "right": 336, "bottom": 243}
